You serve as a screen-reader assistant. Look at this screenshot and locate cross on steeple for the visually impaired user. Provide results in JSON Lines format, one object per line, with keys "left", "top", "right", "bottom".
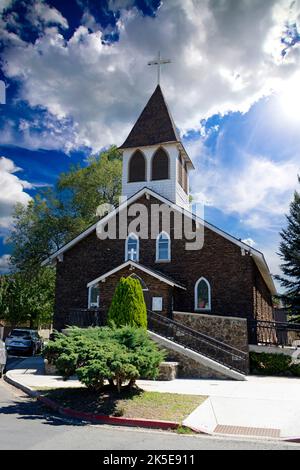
{"left": 148, "top": 51, "right": 171, "bottom": 85}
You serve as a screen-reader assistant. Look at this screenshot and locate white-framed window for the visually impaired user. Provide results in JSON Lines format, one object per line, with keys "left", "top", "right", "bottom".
{"left": 194, "top": 277, "right": 211, "bottom": 311}
{"left": 88, "top": 285, "right": 100, "bottom": 308}
{"left": 125, "top": 233, "right": 139, "bottom": 261}
{"left": 156, "top": 231, "right": 171, "bottom": 262}
{"left": 152, "top": 297, "right": 163, "bottom": 311}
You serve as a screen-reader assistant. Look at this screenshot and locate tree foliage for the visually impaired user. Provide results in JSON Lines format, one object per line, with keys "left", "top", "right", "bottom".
{"left": 43, "top": 326, "right": 165, "bottom": 391}
{"left": 107, "top": 277, "right": 147, "bottom": 329}
{"left": 276, "top": 176, "right": 300, "bottom": 313}
{"left": 8, "top": 146, "right": 122, "bottom": 274}
{"left": 0, "top": 268, "right": 55, "bottom": 327}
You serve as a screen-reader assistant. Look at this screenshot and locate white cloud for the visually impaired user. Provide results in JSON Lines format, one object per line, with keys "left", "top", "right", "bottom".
{"left": 0, "top": 157, "right": 32, "bottom": 228}
{"left": 0, "top": 254, "right": 11, "bottom": 274}
{"left": 242, "top": 238, "right": 256, "bottom": 247}
{"left": 32, "top": 1, "right": 68, "bottom": 29}
{"left": 192, "top": 152, "right": 299, "bottom": 230}
{"left": 2, "top": 0, "right": 300, "bottom": 151}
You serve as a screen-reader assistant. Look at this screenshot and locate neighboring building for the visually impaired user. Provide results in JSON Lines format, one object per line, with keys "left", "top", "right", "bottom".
{"left": 43, "top": 85, "right": 276, "bottom": 372}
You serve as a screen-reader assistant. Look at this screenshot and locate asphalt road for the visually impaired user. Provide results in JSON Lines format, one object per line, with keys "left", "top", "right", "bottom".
{"left": 0, "top": 378, "right": 300, "bottom": 450}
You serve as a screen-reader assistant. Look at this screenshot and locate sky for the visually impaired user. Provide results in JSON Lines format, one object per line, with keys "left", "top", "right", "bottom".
{"left": 0, "top": 0, "right": 300, "bottom": 291}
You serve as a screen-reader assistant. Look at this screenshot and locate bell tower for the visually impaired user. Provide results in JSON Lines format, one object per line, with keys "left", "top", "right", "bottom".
{"left": 119, "top": 85, "right": 194, "bottom": 209}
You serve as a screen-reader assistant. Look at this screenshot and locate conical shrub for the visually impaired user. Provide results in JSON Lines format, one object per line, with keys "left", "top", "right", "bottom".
{"left": 107, "top": 276, "right": 147, "bottom": 329}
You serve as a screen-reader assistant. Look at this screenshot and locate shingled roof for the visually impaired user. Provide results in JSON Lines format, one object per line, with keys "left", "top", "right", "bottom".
{"left": 120, "top": 85, "right": 180, "bottom": 149}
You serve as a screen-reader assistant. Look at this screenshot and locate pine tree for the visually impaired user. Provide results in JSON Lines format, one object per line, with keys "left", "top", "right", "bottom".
{"left": 276, "top": 176, "right": 300, "bottom": 314}
{"left": 107, "top": 277, "right": 147, "bottom": 328}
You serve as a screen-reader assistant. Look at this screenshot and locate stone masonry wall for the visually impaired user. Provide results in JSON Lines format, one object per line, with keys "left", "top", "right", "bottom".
{"left": 173, "top": 311, "right": 249, "bottom": 353}
{"left": 163, "top": 348, "right": 230, "bottom": 380}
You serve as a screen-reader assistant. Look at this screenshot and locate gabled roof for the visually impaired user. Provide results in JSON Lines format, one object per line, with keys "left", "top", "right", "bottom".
{"left": 119, "top": 85, "right": 180, "bottom": 149}
{"left": 87, "top": 260, "right": 186, "bottom": 290}
{"left": 42, "top": 187, "right": 277, "bottom": 295}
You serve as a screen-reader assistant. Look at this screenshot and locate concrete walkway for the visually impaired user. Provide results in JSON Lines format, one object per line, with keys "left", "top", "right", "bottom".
{"left": 5, "top": 357, "right": 300, "bottom": 440}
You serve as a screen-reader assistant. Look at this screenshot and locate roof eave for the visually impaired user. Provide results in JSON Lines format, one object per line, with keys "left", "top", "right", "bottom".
{"left": 87, "top": 260, "right": 186, "bottom": 290}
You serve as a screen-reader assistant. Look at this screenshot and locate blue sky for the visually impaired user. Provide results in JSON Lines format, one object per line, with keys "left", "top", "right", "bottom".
{"left": 0, "top": 0, "right": 300, "bottom": 291}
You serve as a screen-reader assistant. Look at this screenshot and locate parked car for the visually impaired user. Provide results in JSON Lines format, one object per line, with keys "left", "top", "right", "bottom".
{"left": 0, "top": 339, "right": 7, "bottom": 377}
{"left": 5, "top": 329, "right": 43, "bottom": 356}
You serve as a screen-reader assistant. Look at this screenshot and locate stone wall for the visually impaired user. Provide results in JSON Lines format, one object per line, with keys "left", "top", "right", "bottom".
{"left": 173, "top": 311, "right": 249, "bottom": 353}
{"left": 165, "top": 348, "right": 231, "bottom": 380}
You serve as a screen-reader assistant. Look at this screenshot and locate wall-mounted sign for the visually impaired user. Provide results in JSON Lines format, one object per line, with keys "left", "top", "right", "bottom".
{"left": 152, "top": 297, "right": 163, "bottom": 311}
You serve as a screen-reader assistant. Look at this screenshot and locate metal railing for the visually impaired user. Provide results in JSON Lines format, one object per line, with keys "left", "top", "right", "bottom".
{"left": 67, "top": 308, "right": 106, "bottom": 328}
{"left": 147, "top": 310, "right": 249, "bottom": 375}
{"left": 248, "top": 319, "right": 300, "bottom": 347}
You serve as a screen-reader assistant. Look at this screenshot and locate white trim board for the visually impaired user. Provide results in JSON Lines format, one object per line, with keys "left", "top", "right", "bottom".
{"left": 41, "top": 187, "right": 276, "bottom": 294}
{"left": 87, "top": 260, "right": 186, "bottom": 290}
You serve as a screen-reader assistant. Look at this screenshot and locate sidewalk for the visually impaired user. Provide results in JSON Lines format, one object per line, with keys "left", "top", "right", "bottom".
{"left": 5, "top": 357, "right": 300, "bottom": 440}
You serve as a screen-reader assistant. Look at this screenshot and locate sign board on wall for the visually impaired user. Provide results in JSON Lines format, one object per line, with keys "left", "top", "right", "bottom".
{"left": 152, "top": 297, "right": 163, "bottom": 311}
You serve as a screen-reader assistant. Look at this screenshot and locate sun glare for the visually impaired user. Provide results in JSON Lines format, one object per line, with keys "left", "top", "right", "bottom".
{"left": 279, "top": 73, "right": 300, "bottom": 121}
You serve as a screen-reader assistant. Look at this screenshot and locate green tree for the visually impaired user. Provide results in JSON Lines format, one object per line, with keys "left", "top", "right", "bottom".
{"left": 58, "top": 145, "right": 122, "bottom": 221}
{"left": 8, "top": 145, "right": 122, "bottom": 274}
{"left": 276, "top": 176, "right": 300, "bottom": 314}
{"left": 107, "top": 277, "right": 147, "bottom": 329}
{"left": 0, "top": 268, "right": 55, "bottom": 327}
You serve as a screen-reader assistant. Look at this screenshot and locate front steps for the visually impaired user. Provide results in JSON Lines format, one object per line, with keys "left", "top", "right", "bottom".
{"left": 149, "top": 331, "right": 247, "bottom": 381}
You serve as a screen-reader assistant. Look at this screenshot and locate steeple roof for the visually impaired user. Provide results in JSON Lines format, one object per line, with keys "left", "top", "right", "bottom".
{"left": 120, "top": 85, "right": 180, "bottom": 149}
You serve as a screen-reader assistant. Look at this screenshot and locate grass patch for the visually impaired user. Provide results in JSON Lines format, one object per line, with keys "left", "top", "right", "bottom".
{"left": 176, "top": 425, "right": 197, "bottom": 435}
{"left": 40, "top": 386, "right": 207, "bottom": 423}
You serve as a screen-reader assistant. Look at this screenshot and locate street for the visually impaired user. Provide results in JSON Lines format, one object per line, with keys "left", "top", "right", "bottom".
{"left": 0, "top": 378, "right": 299, "bottom": 450}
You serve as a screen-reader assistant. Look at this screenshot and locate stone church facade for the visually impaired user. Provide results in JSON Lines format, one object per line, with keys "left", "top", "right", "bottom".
{"left": 43, "top": 85, "right": 276, "bottom": 341}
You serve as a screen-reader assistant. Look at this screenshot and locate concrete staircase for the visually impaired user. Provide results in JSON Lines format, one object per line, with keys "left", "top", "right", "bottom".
{"left": 147, "top": 310, "right": 249, "bottom": 381}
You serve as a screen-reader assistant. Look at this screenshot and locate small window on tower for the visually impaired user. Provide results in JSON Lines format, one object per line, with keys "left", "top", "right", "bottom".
{"left": 183, "top": 161, "right": 188, "bottom": 193}
{"left": 151, "top": 147, "right": 169, "bottom": 180}
{"left": 128, "top": 150, "right": 146, "bottom": 182}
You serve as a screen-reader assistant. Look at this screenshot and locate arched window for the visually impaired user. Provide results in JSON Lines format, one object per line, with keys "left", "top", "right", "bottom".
{"left": 128, "top": 150, "right": 146, "bottom": 183}
{"left": 151, "top": 147, "right": 169, "bottom": 181}
{"left": 178, "top": 153, "right": 183, "bottom": 188}
{"left": 194, "top": 277, "right": 211, "bottom": 311}
{"left": 128, "top": 274, "right": 148, "bottom": 291}
{"left": 125, "top": 233, "right": 139, "bottom": 261}
{"left": 88, "top": 284, "right": 100, "bottom": 308}
{"left": 156, "top": 232, "right": 171, "bottom": 262}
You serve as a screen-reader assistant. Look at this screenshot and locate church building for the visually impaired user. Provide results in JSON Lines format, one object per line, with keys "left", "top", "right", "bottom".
{"left": 43, "top": 84, "right": 276, "bottom": 363}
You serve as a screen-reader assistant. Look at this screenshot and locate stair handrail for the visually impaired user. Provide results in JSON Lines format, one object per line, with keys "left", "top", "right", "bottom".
{"left": 147, "top": 309, "right": 248, "bottom": 364}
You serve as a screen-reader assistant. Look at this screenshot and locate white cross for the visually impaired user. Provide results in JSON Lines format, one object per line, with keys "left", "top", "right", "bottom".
{"left": 148, "top": 51, "right": 171, "bottom": 85}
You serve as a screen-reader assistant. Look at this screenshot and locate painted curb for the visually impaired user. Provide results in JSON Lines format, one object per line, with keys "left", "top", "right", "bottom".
{"left": 4, "top": 373, "right": 179, "bottom": 431}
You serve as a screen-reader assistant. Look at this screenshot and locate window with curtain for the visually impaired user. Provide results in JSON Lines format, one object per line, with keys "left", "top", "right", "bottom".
{"left": 88, "top": 285, "right": 100, "bottom": 308}
{"left": 194, "top": 278, "right": 211, "bottom": 311}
